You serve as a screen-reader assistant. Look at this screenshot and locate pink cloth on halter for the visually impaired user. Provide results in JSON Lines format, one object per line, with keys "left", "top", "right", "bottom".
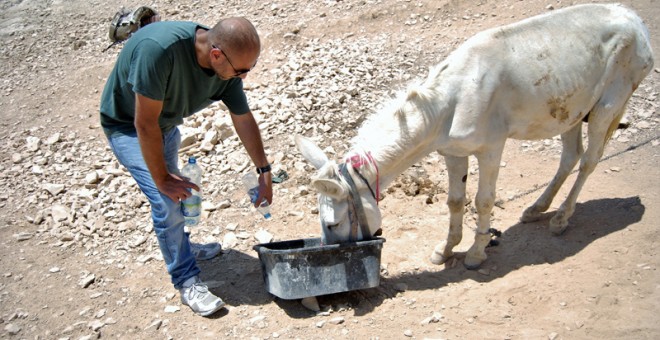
{"left": 346, "top": 152, "right": 380, "bottom": 205}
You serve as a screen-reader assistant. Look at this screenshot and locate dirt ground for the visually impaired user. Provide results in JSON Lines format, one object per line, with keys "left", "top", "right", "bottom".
{"left": 1, "top": 0, "right": 658, "bottom": 339}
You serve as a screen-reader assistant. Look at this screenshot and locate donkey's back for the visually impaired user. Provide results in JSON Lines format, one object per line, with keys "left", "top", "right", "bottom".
{"left": 436, "top": 3, "right": 653, "bottom": 147}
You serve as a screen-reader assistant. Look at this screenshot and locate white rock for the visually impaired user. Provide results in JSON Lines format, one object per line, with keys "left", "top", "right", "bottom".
{"left": 420, "top": 312, "right": 443, "bottom": 325}
{"left": 14, "top": 232, "right": 33, "bottom": 241}
{"left": 249, "top": 315, "right": 266, "bottom": 325}
{"left": 79, "top": 274, "right": 95, "bottom": 288}
{"left": 164, "top": 305, "right": 180, "bottom": 313}
{"left": 217, "top": 200, "right": 231, "bottom": 209}
{"left": 236, "top": 231, "right": 251, "bottom": 239}
{"left": 26, "top": 136, "right": 40, "bottom": 152}
{"left": 95, "top": 309, "right": 107, "bottom": 318}
{"left": 137, "top": 254, "right": 155, "bottom": 263}
{"left": 85, "top": 171, "right": 100, "bottom": 184}
{"left": 200, "top": 129, "right": 219, "bottom": 152}
{"left": 4, "top": 323, "right": 21, "bottom": 335}
{"left": 45, "top": 132, "right": 61, "bottom": 145}
{"left": 223, "top": 232, "right": 239, "bottom": 249}
{"left": 11, "top": 153, "right": 22, "bottom": 163}
{"left": 179, "top": 127, "right": 198, "bottom": 148}
{"left": 301, "top": 296, "right": 320, "bottom": 311}
{"left": 202, "top": 200, "right": 218, "bottom": 211}
{"left": 32, "top": 165, "right": 44, "bottom": 174}
{"left": 146, "top": 319, "right": 163, "bottom": 331}
{"left": 129, "top": 235, "right": 147, "bottom": 248}
{"left": 51, "top": 204, "right": 70, "bottom": 222}
{"left": 255, "top": 229, "right": 274, "bottom": 243}
{"left": 44, "top": 183, "right": 65, "bottom": 196}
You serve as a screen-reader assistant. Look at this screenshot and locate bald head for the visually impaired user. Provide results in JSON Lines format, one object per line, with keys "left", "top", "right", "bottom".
{"left": 209, "top": 17, "right": 260, "bottom": 55}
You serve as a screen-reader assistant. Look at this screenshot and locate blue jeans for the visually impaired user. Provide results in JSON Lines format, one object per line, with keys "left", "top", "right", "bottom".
{"left": 106, "top": 128, "right": 200, "bottom": 289}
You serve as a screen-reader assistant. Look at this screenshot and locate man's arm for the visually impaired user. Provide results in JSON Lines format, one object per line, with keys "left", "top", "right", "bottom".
{"left": 231, "top": 111, "right": 273, "bottom": 205}
{"left": 134, "top": 93, "right": 198, "bottom": 201}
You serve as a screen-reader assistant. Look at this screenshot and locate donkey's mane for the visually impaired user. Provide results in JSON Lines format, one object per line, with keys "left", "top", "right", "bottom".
{"left": 349, "top": 65, "right": 445, "bottom": 172}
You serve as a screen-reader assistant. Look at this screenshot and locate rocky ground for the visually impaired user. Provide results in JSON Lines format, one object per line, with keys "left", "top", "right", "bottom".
{"left": 0, "top": 0, "right": 659, "bottom": 339}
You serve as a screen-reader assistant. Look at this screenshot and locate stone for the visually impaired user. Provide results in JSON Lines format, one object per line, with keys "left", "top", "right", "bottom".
{"left": 45, "top": 132, "right": 61, "bottom": 145}
{"left": 14, "top": 232, "right": 33, "bottom": 241}
{"left": 26, "top": 136, "right": 40, "bottom": 152}
{"left": 51, "top": 204, "right": 70, "bottom": 222}
{"left": 4, "top": 323, "right": 21, "bottom": 335}
{"left": 201, "top": 200, "right": 218, "bottom": 211}
{"left": 254, "top": 229, "right": 273, "bottom": 243}
{"left": 88, "top": 320, "right": 105, "bottom": 331}
{"left": 85, "top": 171, "right": 100, "bottom": 184}
{"left": 44, "top": 183, "right": 65, "bottom": 196}
{"left": 11, "top": 153, "right": 22, "bottom": 163}
{"left": 223, "top": 232, "right": 238, "bottom": 249}
{"left": 420, "top": 312, "right": 443, "bottom": 325}
{"left": 164, "top": 305, "right": 180, "bottom": 313}
{"left": 301, "top": 296, "right": 320, "bottom": 311}
{"left": 146, "top": 319, "right": 163, "bottom": 331}
{"left": 79, "top": 274, "right": 95, "bottom": 288}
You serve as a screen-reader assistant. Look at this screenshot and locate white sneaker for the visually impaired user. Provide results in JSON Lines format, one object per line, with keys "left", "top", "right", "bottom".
{"left": 190, "top": 242, "right": 222, "bottom": 261}
{"left": 179, "top": 276, "right": 225, "bottom": 317}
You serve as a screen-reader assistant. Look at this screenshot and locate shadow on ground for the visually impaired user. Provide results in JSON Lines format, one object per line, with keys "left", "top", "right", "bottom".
{"left": 200, "top": 196, "right": 644, "bottom": 318}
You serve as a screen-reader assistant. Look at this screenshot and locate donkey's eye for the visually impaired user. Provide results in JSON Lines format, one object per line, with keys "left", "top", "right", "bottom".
{"left": 326, "top": 224, "right": 339, "bottom": 230}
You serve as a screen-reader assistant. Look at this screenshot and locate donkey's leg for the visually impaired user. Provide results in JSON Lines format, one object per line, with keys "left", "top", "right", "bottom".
{"left": 549, "top": 91, "right": 629, "bottom": 235}
{"left": 521, "top": 123, "right": 584, "bottom": 222}
{"left": 464, "top": 148, "right": 504, "bottom": 269}
{"left": 431, "top": 155, "right": 468, "bottom": 265}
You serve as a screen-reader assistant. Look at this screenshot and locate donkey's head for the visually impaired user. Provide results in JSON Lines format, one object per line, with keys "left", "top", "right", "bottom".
{"left": 295, "top": 135, "right": 382, "bottom": 245}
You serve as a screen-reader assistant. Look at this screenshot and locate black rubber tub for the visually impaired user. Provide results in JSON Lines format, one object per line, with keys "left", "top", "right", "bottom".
{"left": 253, "top": 237, "right": 386, "bottom": 299}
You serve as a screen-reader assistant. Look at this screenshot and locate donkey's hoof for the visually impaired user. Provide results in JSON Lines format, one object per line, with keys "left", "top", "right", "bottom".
{"left": 430, "top": 252, "right": 450, "bottom": 265}
{"left": 430, "top": 242, "right": 451, "bottom": 265}
{"left": 464, "top": 248, "right": 487, "bottom": 269}
{"left": 463, "top": 257, "right": 484, "bottom": 270}
{"left": 549, "top": 218, "right": 569, "bottom": 235}
{"left": 521, "top": 207, "right": 543, "bottom": 223}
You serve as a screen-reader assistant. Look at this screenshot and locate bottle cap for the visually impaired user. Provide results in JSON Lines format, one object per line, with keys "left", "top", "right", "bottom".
{"left": 188, "top": 157, "right": 196, "bottom": 164}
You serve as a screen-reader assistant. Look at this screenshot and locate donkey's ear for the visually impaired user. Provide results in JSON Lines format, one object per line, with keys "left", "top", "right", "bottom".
{"left": 312, "top": 178, "right": 348, "bottom": 200}
{"left": 295, "top": 135, "right": 329, "bottom": 170}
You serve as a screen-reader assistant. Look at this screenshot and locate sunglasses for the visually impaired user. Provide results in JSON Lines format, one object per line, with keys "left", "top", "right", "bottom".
{"left": 212, "top": 44, "right": 257, "bottom": 77}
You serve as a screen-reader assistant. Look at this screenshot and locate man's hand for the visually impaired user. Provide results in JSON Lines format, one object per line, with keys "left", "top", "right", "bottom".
{"left": 155, "top": 173, "right": 200, "bottom": 202}
{"left": 254, "top": 171, "right": 273, "bottom": 207}
{"left": 231, "top": 111, "right": 274, "bottom": 206}
{"left": 134, "top": 93, "right": 191, "bottom": 202}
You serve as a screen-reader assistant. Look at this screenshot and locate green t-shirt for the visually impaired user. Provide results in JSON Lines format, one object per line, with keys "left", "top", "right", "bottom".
{"left": 100, "top": 21, "right": 250, "bottom": 136}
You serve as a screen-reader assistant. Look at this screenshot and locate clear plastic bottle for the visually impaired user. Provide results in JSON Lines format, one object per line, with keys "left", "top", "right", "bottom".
{"left": 242, "top": 172, "right": 271, "bottom": 219}
{"left": 181, "top": 157, "right": 202, "bottom": 226}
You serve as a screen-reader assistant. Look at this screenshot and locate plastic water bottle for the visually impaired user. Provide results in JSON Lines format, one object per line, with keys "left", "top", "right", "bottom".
{"left": 242, "top": 172, "right": 271, "bottom": 219}
{"left": 181, "top": 157, "right": 202, "bottom": 226}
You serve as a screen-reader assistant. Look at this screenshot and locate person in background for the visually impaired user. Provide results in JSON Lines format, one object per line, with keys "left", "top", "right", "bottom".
{"left": 99, "top": 17, "right": 273, "bottom": 317}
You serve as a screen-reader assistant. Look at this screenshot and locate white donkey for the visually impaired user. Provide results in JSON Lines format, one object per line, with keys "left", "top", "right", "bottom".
{"left": 296, "top": 3, "right": 654, "bottom": 269}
